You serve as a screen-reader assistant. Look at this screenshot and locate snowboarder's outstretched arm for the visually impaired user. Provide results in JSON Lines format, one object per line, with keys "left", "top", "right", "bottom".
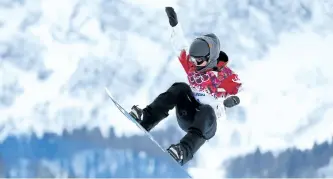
{"left": 165, "top": 7, "right": 188, "bottom": 54}
{"left": 165, "top": 7, "right": 193, "bottom": 74}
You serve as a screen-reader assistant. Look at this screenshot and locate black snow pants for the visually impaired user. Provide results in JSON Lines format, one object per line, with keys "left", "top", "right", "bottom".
{"left": 139, "top": 82, "right": 217, "bottom": 165}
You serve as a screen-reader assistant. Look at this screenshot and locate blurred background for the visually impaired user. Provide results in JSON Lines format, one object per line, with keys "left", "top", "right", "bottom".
{"left": 0, "top": 0, "right": 333, "bottom": 178}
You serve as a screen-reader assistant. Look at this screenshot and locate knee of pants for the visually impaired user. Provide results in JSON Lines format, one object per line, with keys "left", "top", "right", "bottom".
{"left": 171, "top": 82, "right": 191, "bottom": 92}
{"left": 171, "top": 82, "right": 198, "bottom": 105}
{"left": 191, "top": 104, "right": 217, "bottom": 140}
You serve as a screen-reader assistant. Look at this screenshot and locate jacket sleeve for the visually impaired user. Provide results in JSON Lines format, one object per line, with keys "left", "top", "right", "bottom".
{"left": 177, "top": 49, "right": 192, "bottom": 74}
{"left": 167, "top": 23, "right": 194, "bottom": 74}
{"left": 219, "top": 74, "right": 242, "bottom": 95}
{"left": 169, "top": 23, "right": 188, "bottom": 54}
{"left": 216, "top": 68, "right": 242, "bottom": 97}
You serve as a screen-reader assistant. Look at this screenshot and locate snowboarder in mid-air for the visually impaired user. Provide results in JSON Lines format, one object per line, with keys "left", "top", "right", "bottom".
{"left": 129, "top": 7, "right": 242, "bottom": 166}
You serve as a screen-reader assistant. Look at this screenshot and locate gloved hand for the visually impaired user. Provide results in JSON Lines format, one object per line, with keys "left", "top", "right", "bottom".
{"left": 165, "top": 7, "right": 178, "bottom": 27}
{"left": 223, "top": 95, "right": 240, "bottom": 108}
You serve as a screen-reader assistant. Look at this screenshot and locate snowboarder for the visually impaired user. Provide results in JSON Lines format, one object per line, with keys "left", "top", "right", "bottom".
{"left": 129, "top": 7, "right": 242, "bottom": 166}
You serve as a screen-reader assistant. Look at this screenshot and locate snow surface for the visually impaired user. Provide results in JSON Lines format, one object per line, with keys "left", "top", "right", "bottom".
{"left": 1, "top": 0, "right": 333, "bottom": 177}
{"left": 318, "top": 156, "right": 333, "bottom": 177}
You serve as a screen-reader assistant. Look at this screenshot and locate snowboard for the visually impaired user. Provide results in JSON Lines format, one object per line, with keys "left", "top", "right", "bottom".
{"left": 104, "top": 87, "right": 192, "bottom": 178}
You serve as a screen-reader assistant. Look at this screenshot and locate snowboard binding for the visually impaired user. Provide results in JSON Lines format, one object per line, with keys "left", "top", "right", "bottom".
{"left": 129, "top": 105, "right": 143, "bottom": 123}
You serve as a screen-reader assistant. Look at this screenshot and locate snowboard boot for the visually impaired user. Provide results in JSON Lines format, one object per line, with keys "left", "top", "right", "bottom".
{"left": 129, "top": 105, "right": 143, "bottom": 123}
{"left": 129, "top": 105, "right": 164, "bottom": 132}
{"left": 167, "top": 143, "right": 185, "bottom": 165}
{"left": 167, "top": 131, "right": 206, "bottom": 166}
{"left": 223, "top": 95, "right": 240, "bottom": 108}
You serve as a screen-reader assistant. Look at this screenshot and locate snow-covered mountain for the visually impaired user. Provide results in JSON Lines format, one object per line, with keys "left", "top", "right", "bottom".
{"left": 0, "top": 0, "right": 333, "bottom": 177}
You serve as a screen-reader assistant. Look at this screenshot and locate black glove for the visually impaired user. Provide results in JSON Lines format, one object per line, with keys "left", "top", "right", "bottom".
{"left": 223, "top": 95, "right": 240, "bottom": 108}
{"left": 165, "top": 7, "right": 178, "bottom": 27}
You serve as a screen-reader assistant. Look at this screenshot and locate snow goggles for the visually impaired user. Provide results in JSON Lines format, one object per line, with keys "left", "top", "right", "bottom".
{"left": 190, "top": 54, "right": 210, "bottom": 65}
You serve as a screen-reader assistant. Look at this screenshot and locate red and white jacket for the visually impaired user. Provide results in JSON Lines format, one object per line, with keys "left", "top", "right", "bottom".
{"left": 170, "top": 25, "right": 242, "bottom": 119}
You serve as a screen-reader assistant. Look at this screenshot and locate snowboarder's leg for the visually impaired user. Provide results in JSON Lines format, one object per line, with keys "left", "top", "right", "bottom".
{"left": 190, "top": 104, "right": 217, "bottom": 140}
{"left": 167, "top": 104, "right": 217, "bottom": 165}
{"left": 175, "top": 92, "right": 200, "bottom": 132}
{"left": 130, "top": 82, "right": 194, "bottom": 132}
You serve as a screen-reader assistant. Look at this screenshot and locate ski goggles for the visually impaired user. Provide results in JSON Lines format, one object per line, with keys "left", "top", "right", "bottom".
{"left": 190, "top": 54, "right": 210, "bottom": 65}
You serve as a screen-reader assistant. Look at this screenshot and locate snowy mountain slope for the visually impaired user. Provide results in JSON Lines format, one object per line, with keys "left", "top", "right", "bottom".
{"left": 225, "top": 138, "right": 333, "bottom": 177}
{"left": 0, "top": 127, "right": 190, "bottom": 178}
{"left": 318, "top": 156, "right": 333, "bottom": 177}
{"left": 0, "top": 0, "right": 333, "bottom": 178}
